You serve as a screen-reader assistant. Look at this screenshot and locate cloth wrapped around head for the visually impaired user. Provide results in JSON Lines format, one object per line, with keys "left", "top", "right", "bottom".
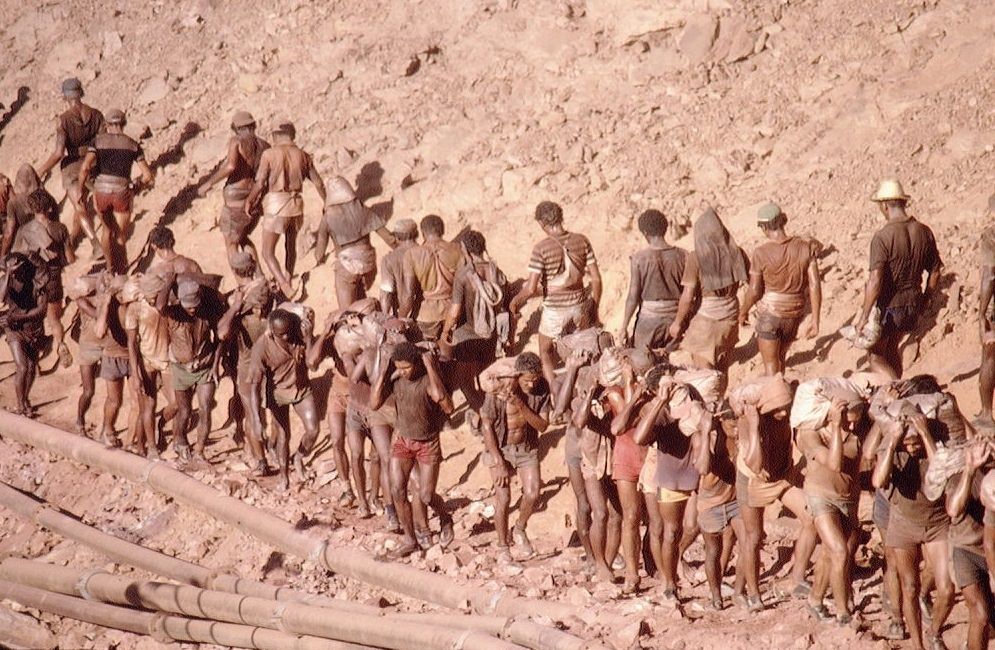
{"left": 138, "top": 272, "right": 169, "bottom": 301}
{"left": 177, "top": 280, "right": 201, "bottom": 308}
{"left": 693, "top": 207, "right": 749, "bottom": 292}
{"left": 730, "top": 375, "right": 793, "bottom": 415}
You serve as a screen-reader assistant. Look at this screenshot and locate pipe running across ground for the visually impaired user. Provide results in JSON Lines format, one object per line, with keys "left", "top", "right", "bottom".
{"left": 0, "top": 558, "right": 526, "bottom": 650}
{"left": 0, "top": 411, "right": 600, "bottom": 650}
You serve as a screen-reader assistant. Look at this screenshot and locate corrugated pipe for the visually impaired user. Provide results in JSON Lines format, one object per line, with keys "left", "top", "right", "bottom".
{"left": 0, "top": 559, "right": 525, "bottom": 650}
{"left": 0, "top": 413, "right": 600, "bottom": 649}
{"left": 0, "top": 579, "right": 369, "bottom": 650}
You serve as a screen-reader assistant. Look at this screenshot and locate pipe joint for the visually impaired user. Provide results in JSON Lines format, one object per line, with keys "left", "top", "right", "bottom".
{"left": 75, "top": 568, "right": 108, "bottom": 601}
{"left": 149, "top": 612, "right": 174, "bottom": 644}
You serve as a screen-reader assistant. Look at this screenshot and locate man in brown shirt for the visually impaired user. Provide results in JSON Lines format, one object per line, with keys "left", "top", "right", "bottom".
{"left": 78, "top": 108, "right": 154, "bottom": 271}
{"left": 739, "top": 203, "right": 822, "bottom": 375}
{"left": 198, "top": 111, "right": 270, "bottom": 269}
{"left": 37, "top": 78, "right": 105, "bottom": 251}
{"left": 245, "top": 309, "right": 320, "bottom": 491}
{"left": 619, "top": 209, "right": 687, "bottom": 353}
{"left": 510, "top": 201, "right": 602, "bottom": 388}
{"left": 379, "top": 218, "right": 418, "bottom": 315}
{"left": 977, "top": 195, "right": 995, "bottom": 432}
{"left": 244, "top": 120, "right": 326, "bottom": 297}
{"left": 400, "top": 214, "right": 463, "bottom": 341}
{"left": 147, "top": 226, "right": 203, "bottom": 279}
{"left": 855, "top": 180, "right": 942, "bottom": 379}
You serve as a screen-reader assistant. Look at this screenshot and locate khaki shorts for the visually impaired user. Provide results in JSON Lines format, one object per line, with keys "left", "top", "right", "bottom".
{"left": 171, "top": 363, "right": 214, "bottom": 392}
{"left": 736, "top": 468, "right": 800, "bottom": 509}
{"left": 539, "top": 301, "right": 588, "bottom": 339}
{"left": 78, "top": 341, "right": 104, "bottom": 366}
{"left": 263, "top": 214, "right": 303, "bottom": 235}
{"left": 658, "top": 486, "right": 693, "bottom": 503}
{"left": 698, "top": 500, "right": 740, "bottom": 534}
{"left": 638, "top": 449, "right": 658, "bottom": 494}
{"left": 950, "top": 546, "right": 990, "bottom": 590}
{"left": 484, "top": 442, "right": 539, "bottom": 470}
{"left": 99, "top": 355, "right": 130, "bottom": 381}
{"left": 885, "top": 509, "right": 949, "bottom": 550}
{"left": 681, "top": 314, "right": 738, "bottom": 366}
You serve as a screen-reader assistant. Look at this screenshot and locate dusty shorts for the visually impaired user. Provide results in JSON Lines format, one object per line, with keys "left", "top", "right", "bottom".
{"left": 263, "top": 213, "right": 302, "bottom": 235}
{"left": 346, "top": 402, "right": 395, "bottom": 435}
{"left": 328, "top": 374, "right": 350, "bottom": 415}
{"left": 736, "top": 469, "right": 798, "bottom": 509}
{"left": 881, "top": 303, "right": 919, "bottom": 335}
{"left": 699, "top": 500, "right": 740, "bottom": 534}
{"left": 334, "top": 261, "right": 376, "bottom": 295}
{"left": 484, "top": 442, "right": 539, "bottom": 470}
{"left": 872, "top": 489, "right": 891, "bottom": 532}
{"left": 807, "top": 494, "right": 856, "bottom": 520}
{"left": 220, "top": 186, "right": 257, "bottom": 241}
{"left": 392, "top": 435, "right": 442, "bottom": 465}
{"left": 171, "top": 363, "right": 214, "bottom": 392}
{"left": 638, "top": 449, "right": 659, "bottom": 494}
{"left": 270, "top": 385, "right": 311, "bottom": 407}
{"left": 612, "top": 434, "right": 646, "bottom": 484}
{"left": 681, "top": 314, "right": 738, "bottom": 367}
{"left": 416, "top": 319, "right": 444, "bottom": 342}
{"left": 539, "top": 301, "right": 588, "bottom": 339}
{"left": 658, "top": 486, "right": 693, "bottom": 503}
{"left": 94, "top": 188, "right": 133, "bottom": 215}
{"left": 885, "top": 509, "right": 949, "bottom": 550}
{"left": 78, "top": 341, "right": 104, "bottom": 366}
{"left": 99, "top": 355, "right": 130, "bottom": 381}
{"left": 950, "top": 546, "right": 990, "bottom": 590}
{"left": 755, "top": 311, "right": 802, "bottom": 342}
{"left": 633, "top": 314, "right": 674, "bottom": 351}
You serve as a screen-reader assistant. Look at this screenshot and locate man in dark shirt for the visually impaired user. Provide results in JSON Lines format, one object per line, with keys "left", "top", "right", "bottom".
{"left": 619, "top": 209, "right": 686, "bottom": 354}
{"left": 78, "top": 108, "right": 154, "bottom": 271}
{"left": 371, "top": 342, "right": 454, "bottom": 557}
{"left": 37, "top": 78, "right": 104, "bottom": 251}
{"left": 856, "top": 180, "right": 942, "bottom": 379}
{"left": 165, "top": 280, "right": 223, "bottom": 460}
{"left": 480, "top": 352, "right": 550, "bottom": 561}
{"left": 198, "top": 111, "right": 270, "bottom": 268}
{"left": 0, "top": 253, "right": 48, "bottom": 416}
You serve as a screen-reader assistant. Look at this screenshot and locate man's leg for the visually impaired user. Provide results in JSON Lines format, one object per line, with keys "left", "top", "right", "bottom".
{"left": 893, "top": 545, "right": 925, "bottom": 650}
{"left": 370, "top": 424, "right": 397, "bottom": 529}
{"left": 567, "top": 465, "right": 594, "bottom": 564}
{"left": 77, "top": 362, "right": 97, "bottom": 432}
{"left": 99, "top": 378, "right": 124, "bottom": 447}
{"left": 490, "top": 463, "right": 512, "bottom": 553}
{"left": 172, "top": 386, "right": 194, "bottom": 458}
{"left": 292, "top": 394, "right": 321, "bottom": 476}
{"left": 334, "top": 269, "right": 362, "bottom": 312}
{"left": 328, "top": 409, "right": 353, "bottom": 501}
{"left": 658, "top": 498, "right": 687, "bottom": 596}
{"left": 417, "top": 451, "right": 453, "bottom": 547}
{"left": 47, "top": 302, "right": 69, "bottom": 367}
{"left": 9, "top": 339, "right": 33, "bottom": 413}
{"left": 584, "top": 475, "right": 614, "bottom": 581}
{"left": 757, "top": 338, "right": 781, "bottom": 376}
{"left": 922, "top": 539, "right": 954, "bottom": 643}
{"left": 703, "top": 531, "right": 724, "bottom": 607}
{"left": 270, "top": 404, "right": 291, "bottom": 490}
{"left": 285, "top": 218, "right": 299, "bottom": 278}
{"left": 643, "top": 491, "right": 664, "bottom": 577}
{"left": 261, "top": 228, "right": 293, "bottom": 296}
{"left": 962, "top": 582, "right": 992, "bottom": 650}
{"left": 738, "top": 499, "right": 764, "bottom": 603}
{"left": 111, "top": 209, "right": 132, "bottom": 271}
{"left": 237, "top": 380, "right": 267, "bottom": 470}
{"left": 811, "top": 509, "right": 851, "bottom": 616}
{"left": 781, "top": 487, "right": 817, "bottom": 589}
{"left": 616, "top": 479, "right": 642, "bottom": 591}
{"left": 979, "top": 342, "right": 995, "bottom": 427}
{"left": 869, "top": 331, "right": 902, "bottom": 380}
{"left": 193, "top": 380, "right": 218, "bottom": 457}
{"left": 536, "top": 333, "right": 558, "bottom": 391}
{"left": 389, "top": 453, "right": 419, "bottom": 555}
{"left": 346, "top": 416, "right": 370, "bottom": 516}
{"left": 513, "top": 462, "right": 541, "bottom": 556}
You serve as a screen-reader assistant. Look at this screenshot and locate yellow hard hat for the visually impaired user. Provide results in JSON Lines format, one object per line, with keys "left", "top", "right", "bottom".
{"left": 871, "top": 179, "right": 910, "bottom": 203}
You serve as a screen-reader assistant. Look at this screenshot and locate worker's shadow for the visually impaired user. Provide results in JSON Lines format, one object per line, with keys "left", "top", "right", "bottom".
{"left": 900, "top": 273, "right": 955, "bottom": 367}
{"left": 0, "top": 86, "right": 30, "bottom": 146}
{"left": 355, "top": 161, "right": 393, "bottom": 223}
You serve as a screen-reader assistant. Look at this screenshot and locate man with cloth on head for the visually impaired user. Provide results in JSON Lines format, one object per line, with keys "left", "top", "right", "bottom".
{"left": 739, "top": 202, "right": 822, "bottom": 375}
{"left": 198, "top": 111, "right": 270, "bottom": 268}
{"left": 314, "top": 175, "right": 397, "bottom": 309}
{"left": 245, "top": 119, "right": 326, "bottom": 297}
{"left": 37, "top": 78, "right": 104, "bottom": 252}
{"left": 379, "top": 218, "right": 419, "bottom": 315}
{"left": 855, "top": 180, "right": 942, "bottom": 379}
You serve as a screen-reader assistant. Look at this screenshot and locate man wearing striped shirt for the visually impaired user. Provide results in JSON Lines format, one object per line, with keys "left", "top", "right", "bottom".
{"left": 510, "top": 201, "right": 601, "bottom": 387}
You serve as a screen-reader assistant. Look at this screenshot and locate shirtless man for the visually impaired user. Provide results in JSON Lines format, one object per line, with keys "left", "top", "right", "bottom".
{"left": 245, "top": 309, "right": 320, "bottom": 491}
{"left": 855, "top": 180, "right": 942, "bottom": 379}
{"left": 739, "top": 203, "right": 822, "bottom": 375}
{"left": 147, "top": 226, "right": 202, "bottom": 279}
{"left": 69, "top": 276, "right": 102, "bottom": 433}
{"left": 379, "top": 219, "right": 418, "bottom": 315}
{"left": 976, "top": 194, "right": 995, "bottom": 431}
{"left": 371, "top": 342, "right": 455, "bottom": 556}
{"left": 399, "top": 215, "right": 463, "bottom": 342}
{"left": 92, "top": 274, "right": 133, "bottom": 449}
{"left": 198, "top": 111, "right": 269, "bottom": 267}
{"left": 510, "top": 201, "right": 602, "bottom": 388}
{"left": 164, "top": 280, "right": 224, "bottom": 460}
{"left": 36, "top": 78, "right": 104, "bottom": 251}
{"left": 218, "top": 256, "right": 273, "bottom": 473}
{"left": 244, "top": 120, "right": 326, "bottom": 297}
{"left": 481, "top": 352, "right": 550, "bottom": 561}
{"left": 619, "top": 209, "right": 687, "bottom": 353}
{"left": 314, "top": 176, "right": 397, "bottom": 309}
{"left": 78, "top": 108, "right": 154, "bottom": 271}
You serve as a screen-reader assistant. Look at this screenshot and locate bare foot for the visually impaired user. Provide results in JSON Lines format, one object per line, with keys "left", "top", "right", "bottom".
{"left": 388, "top": 539, "right": 420, "bottom": 559}
{"left": 595, "top": 564, "right": 615, "bottom": 583}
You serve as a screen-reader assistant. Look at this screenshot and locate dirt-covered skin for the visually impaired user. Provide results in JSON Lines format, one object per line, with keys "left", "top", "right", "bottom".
{"left": 1, "top": 0, "right": 993, "bottom": 647}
